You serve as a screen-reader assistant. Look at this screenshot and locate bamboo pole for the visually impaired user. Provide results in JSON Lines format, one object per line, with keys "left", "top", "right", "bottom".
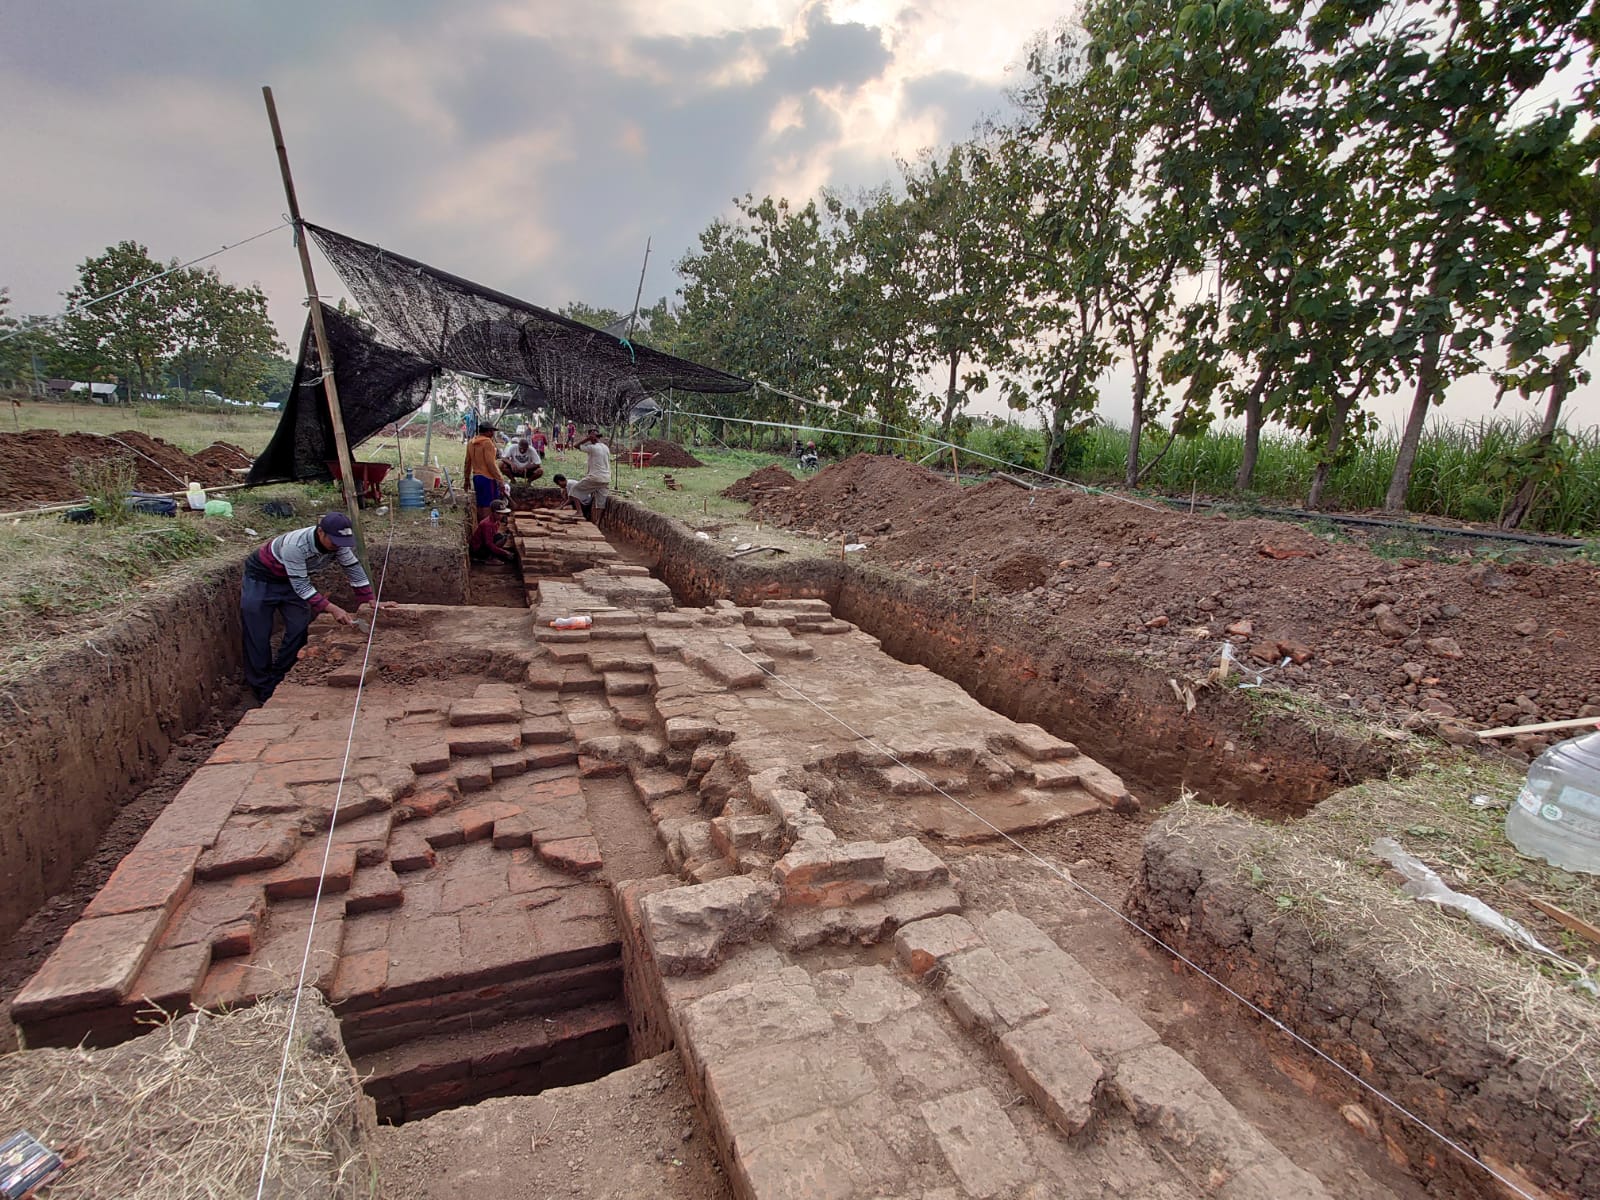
{"left": 950, "top": 445, "right": 960, "bottom": 487}
{"left": 1476, "top": 716, "right": 1600, "bottom": 740}
{"left": 262, "top": 85, "right": 366, "bottom": 556}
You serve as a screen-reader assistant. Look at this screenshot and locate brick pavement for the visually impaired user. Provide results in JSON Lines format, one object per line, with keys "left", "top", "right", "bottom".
{"left": 11, "top": 508, "right": 1376, "bottom": 1196}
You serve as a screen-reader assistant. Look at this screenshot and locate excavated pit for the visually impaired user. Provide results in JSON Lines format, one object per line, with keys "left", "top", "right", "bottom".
{"left": 12, "top": 499, "right": 1556, "bottom": 1198}
{"left": 601, "top": 498, "right": 1403, "bottom": 818}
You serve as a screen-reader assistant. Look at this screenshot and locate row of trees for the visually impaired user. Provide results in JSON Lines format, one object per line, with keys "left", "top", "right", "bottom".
{"left": 641, "top": 0, "right": 1599, "bottom": 527}
{"left": 0, "top": 242, "right": 292, "bottom": 406}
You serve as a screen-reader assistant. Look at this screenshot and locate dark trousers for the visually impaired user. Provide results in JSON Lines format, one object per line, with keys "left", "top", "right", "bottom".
{"left": 241, "top": 572, "right": 313, "bottom": 701}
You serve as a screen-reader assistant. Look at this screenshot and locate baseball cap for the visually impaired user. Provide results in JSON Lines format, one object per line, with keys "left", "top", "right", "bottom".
{"left": 490, "top": 499, "right": 511, "bottom": 513}
{"left": 318, "top": 512, "right": 357, "bottom": 547}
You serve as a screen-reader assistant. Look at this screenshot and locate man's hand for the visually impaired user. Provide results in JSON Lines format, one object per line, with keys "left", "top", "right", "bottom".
{"left": 326, "top": 603, "right": 355, "bottom": 626}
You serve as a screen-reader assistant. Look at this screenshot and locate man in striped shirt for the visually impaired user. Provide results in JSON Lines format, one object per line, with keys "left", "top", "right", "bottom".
{"left": 240, "top": 512, "right": 376, "bottom": 702}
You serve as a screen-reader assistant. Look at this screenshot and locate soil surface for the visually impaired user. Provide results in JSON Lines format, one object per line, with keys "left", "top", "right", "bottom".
{"left": 632, "top": 438, "right": 704, "bottom": 468}
{"left": 720, "top": 463, "right": 797, "bottom": 501}
{"left": 746, "top": 455, "right": 1600, "bottom": 744}
{"left": 0, "top": 699, "right": 249, "bottom": 1053}
{"left": 372, "top": 1052, "right": 731, "bottom": 1200}
{"left": 0, "top": 429, "right": 251, "bottom": 505}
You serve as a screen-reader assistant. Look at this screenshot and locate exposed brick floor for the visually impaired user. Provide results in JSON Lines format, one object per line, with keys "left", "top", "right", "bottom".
{"left": 12, "top": 508, "right": 1402, "bottom": 1195}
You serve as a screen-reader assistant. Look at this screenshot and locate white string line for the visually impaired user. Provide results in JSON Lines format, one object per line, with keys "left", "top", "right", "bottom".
{"left": 750, "top": 375, "right": 1151, "bottom": 503}
{"left": 0, "top": 221, "right": 291, "bottom": 345}
{"left": 721, "top": 642, "right": 1541, "bottom": 1200}
{"left": 663, "top": 404, "right": 1168, "bottom": 515}
{"left": 253, "top": 515, "right": 395, "bottom": 1200}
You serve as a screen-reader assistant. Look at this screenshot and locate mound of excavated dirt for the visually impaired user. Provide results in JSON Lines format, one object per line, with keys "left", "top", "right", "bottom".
{"left": 752, "top": 455, "right": 1600, "bottom": 735}
{"left": 636, "top": 438, "right": 703, "bottom": 468}
{"left": 721, "top": 463, "right": 799, "bottom": 501}
{"left": 188, "top": 440, "right": 255, "bottom": 475}
{"left": 750, "top": 454, "right": 955, "bottom": 535}
{"left": 0, "top": 429, "right": 247, "bottom": 506}
{"left": 985, "top": 550, "right": 1055, "bottom": 593}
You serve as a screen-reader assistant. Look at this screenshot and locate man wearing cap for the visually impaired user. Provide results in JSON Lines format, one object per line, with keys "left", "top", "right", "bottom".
{"left": 464, "top": 421, "right": 506, "bottom": 513}
{"left": 240, "top": 513, "right": 376, "bottom": 702}
{"left": 469, "top": 499, "right": 516, "bottom": 563}
{"left": 567, "top": 428, "right": 612, "bottom": 521}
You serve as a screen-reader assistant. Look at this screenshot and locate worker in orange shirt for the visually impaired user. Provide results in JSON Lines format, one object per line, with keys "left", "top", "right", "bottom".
{"left": 464, "top": 421, "right": 505, "bottom": 515}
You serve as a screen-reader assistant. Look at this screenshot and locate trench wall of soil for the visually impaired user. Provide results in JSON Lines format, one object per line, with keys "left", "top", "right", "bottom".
{"left": 1128, "top": 812, "right": 1598, "bottom": 1200}
{"left": 0, "top": 536, "right": 465, "bottom": 941}
{"left": 605, "top": 500, "right": 1400, "bottom": 813}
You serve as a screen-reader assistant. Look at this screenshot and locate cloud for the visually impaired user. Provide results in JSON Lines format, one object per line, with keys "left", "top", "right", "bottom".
{"left": 3, "top": 2, "right": 1591, "bottom": 429}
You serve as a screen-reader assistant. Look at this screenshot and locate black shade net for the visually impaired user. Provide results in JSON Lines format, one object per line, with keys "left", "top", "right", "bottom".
{"left": 248, "top": 305, "right": 436, "bottom": 483}
{"left": 249, "top": 223, "right": 750, "bottom": 482}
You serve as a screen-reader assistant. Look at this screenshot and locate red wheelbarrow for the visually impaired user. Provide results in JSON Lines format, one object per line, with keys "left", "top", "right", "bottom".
{"left": 325, "top": 459, "right": 392, "bottom": 506}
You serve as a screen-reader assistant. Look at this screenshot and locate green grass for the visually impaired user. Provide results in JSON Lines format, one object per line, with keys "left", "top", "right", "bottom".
{"left": 1069, "top": 416, "right": 1600, "bottom": 536}
{"left": 0, "top": 483, "right": 334, "bottom": 680}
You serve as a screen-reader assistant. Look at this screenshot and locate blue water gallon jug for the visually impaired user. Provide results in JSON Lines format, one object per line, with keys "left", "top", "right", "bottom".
{"left": 397, "top": 469, "right": 425, "bottom": 509}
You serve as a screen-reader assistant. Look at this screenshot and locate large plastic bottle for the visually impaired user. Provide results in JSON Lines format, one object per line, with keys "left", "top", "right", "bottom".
{"left": 1504, "top": 730, "right": 1600, "bottom": 875}
{"left": 186, "top": 481, "right": 207, "bottom": 511}
{"left": 397, "top": 469, "right": 425, "bottom": 509}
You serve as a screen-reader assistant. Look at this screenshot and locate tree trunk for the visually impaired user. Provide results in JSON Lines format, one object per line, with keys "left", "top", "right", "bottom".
{"left": 1501, "top": 353, "right": 1575, "bottom": 529}
{"left": 1307, "top": 394, "right": 1353, "bottom": 510}
{"left": 939, "top": 349, "right": 962, "bottom": 439}
{"left": 1385, "top": 330, "right": 1442, "bottom": 512}
{"left": 1233, "top": 365, "right": 1273, "bottom": 491}
{"left": 1045, "top": 402, "right": 1069, "bottom": 476}
{"left": 1126, "top": 326, "right": 1151, "bottom": 488}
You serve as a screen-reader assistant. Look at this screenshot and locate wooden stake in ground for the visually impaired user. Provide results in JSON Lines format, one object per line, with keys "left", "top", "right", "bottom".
{"left": 262, "top": 85, "right": 365, "bottom": 555}
{"left": 950, "top": 446, "right": 960, "bottom": 487}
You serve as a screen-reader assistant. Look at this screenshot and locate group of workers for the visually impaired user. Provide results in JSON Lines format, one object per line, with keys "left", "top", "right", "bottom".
{"left": 461, "top": 410, "right": 582, "bottom": 452}
{"left": 241, "top": 421, "right": 616, "bottom": 704}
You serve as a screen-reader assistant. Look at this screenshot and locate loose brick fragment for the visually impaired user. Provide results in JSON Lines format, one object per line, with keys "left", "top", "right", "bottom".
{"left": 894, "top": 914, "right": 982, "bottom": 977}
{"left": 538, "top": 836, "right": 603, "bottom": 874}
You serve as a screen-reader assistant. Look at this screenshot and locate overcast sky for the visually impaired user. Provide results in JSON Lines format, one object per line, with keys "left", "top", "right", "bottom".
{"left": 3, "top": 0, "right": 1596, "bottom": 432}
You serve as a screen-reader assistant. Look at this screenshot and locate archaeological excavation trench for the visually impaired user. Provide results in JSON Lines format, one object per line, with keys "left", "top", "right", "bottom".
{"left": 5, "top": 496, "right": 1586, "bottom": 1199}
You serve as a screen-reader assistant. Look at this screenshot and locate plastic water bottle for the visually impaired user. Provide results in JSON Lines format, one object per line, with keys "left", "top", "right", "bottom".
{"left": 1505, "top": 731, "right": 1600, "bottom": 875}
{"left": 549, "top": 615, "right": 592, "bottom": 630}
{"left": 429, "top": 508, "right": 440, "bottom": 523}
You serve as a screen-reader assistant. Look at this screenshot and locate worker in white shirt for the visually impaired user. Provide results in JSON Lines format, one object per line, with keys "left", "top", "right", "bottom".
{"left": 567, "top": 429, "right": 611, "bottom": 520}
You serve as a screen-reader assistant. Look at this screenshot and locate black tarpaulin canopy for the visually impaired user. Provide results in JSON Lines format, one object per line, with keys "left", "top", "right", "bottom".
{"left": 249, "top": 224, "right": 749, "bottom": 483}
